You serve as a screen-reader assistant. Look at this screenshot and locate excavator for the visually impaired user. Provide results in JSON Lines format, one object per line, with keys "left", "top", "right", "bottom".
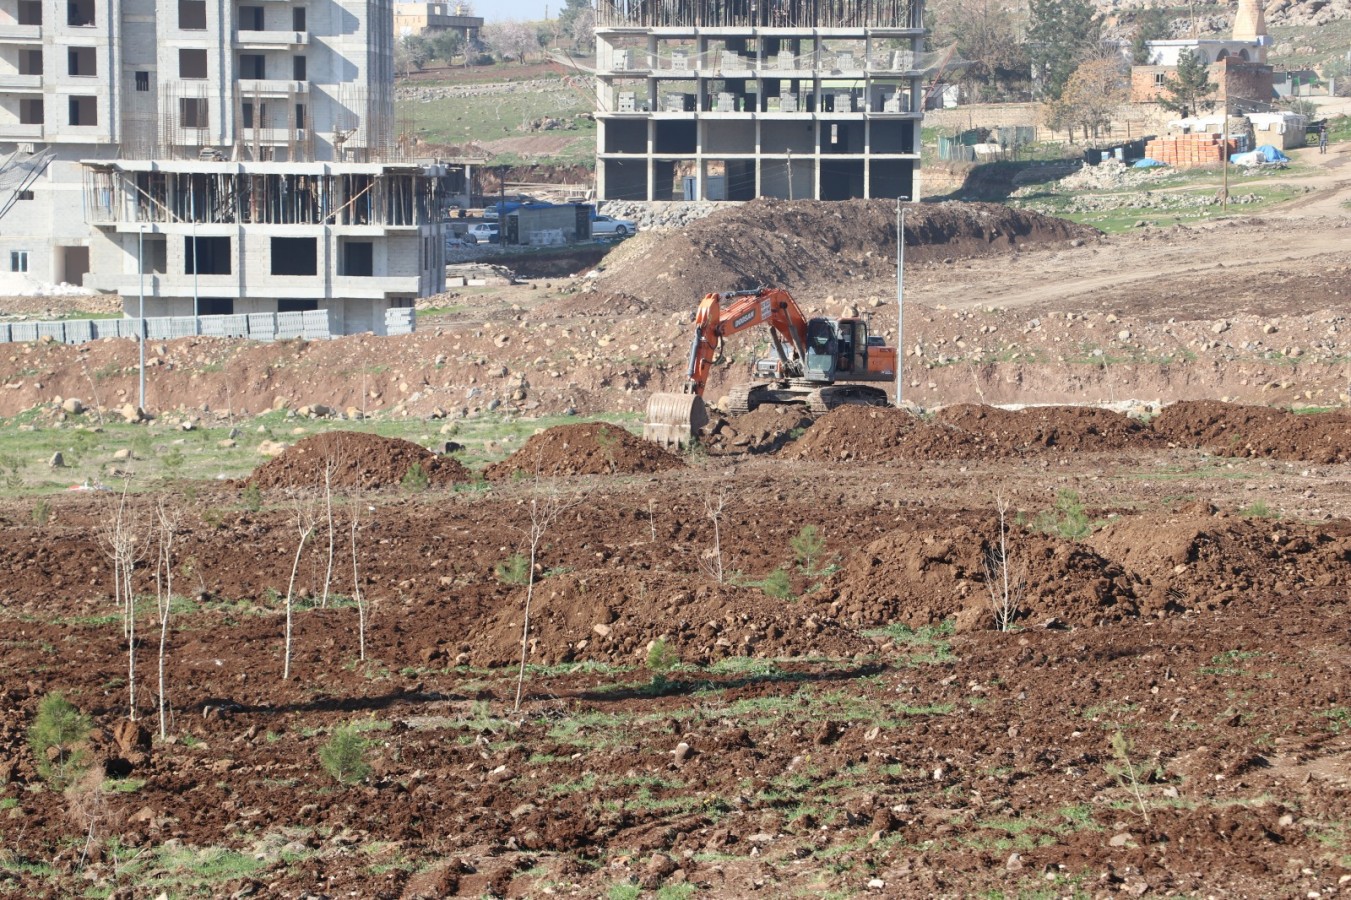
{"left": 644, "top": 287, "right": 897, "bottom": 448}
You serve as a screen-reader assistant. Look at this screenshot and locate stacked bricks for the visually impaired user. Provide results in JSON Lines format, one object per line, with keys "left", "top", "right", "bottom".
{"left": 1144, "top": 133, "right": 1239, "bottom": 168}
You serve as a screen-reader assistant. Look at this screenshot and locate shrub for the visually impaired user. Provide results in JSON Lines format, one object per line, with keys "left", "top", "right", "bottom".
{"left": 28, "top": 693, "right": 92, "bottom": 789}
{"left": 760, "top": 566, "right": 795, "bottom": 600}
{"left": 1030, "top": 489, "right": 1094, "bottom": 540}
{"left": 646, "top": 638, "right": 680, "bottom": 691}
{"left": 401, "top": 462, "right": 430, "bottom": 492}
{"left": 241, "top": 482, "right": 263, "bottom": 512}
{"left": 494, "top": 552, "right": 530, "bottom": 586}
{"left": 318, "top": 725, "right": 371, "bottom": 785}
{"left": 789, "top": 524, "right": 825, "bottom": 573}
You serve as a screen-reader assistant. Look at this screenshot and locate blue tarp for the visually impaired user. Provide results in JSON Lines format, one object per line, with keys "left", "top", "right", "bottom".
{"left": 1134, "top": 158, "right": 1167, "bottom": 168}
{"left": 1256, "top": 144, "right": 1289, "bottom": 162}
{"left": 1230, "top": 145, "right": 1289, "bottom": 165}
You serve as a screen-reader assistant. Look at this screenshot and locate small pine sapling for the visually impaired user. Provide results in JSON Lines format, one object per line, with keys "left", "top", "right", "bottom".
{"left": 790, "top": 524, "right": 826, "bottom": 574}
{"left": 318, "top": 724, "right": 371, "bottom": 785}
{"left": 29, "top": 693, "right": 92, "bottom": 790}
{"left": 646, "top": 638, "right": 680, "bottom": 691}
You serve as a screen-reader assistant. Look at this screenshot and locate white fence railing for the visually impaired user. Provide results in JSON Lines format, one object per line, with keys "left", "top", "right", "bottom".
{"left": 0, "top": 308, "right": 415, "bottom": 345}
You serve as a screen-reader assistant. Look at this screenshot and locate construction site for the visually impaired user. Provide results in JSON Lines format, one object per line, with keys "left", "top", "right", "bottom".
{"left": 0, "top": 152, "right": 1348, "bottom": 893}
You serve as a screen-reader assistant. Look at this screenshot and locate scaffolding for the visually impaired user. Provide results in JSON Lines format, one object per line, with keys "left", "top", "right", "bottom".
{"left": 596, "top": 0, "right": 923, "bottom": 29}
{"left": 82, "top": 167, "right": 445, "bottom": 228}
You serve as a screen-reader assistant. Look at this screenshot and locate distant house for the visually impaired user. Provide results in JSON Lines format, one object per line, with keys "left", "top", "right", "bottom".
{"left": 1128, "top": 0, "right": 1274, "bottom": 108}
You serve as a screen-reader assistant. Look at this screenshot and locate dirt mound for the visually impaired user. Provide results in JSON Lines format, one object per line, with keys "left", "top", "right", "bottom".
{"left": 469, "top": 568, "right": 870, "bottom": 667}
{"left": 699, "top": 406, "right": 814, "bottom": 455}
{"left": 1089, "top": 503, "right": 1351, "bottom": 613}
{"left": 816, "top": 521, "right": 1138, "bottom": 632}
{"left": 1152, "top": 400, "right": 1351, "bottom": 464}
{"left": 484, "top": 422, "right": 684, "bottom": 479}
{"left": 246, "top": 431, "right": 472, "bottom": 490}
{"left": 590, "top": 199, "right": 1101, "bottom": 313}
{"left": 792, "top": 403, "right": 1152, "bottom": 462}
{"left": 934, "top": 404, "right": 1154, "bottom": 453}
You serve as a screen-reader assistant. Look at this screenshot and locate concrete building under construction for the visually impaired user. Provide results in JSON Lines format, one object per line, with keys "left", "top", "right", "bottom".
{"left": 0, "top": 0, "right": 455, "bottom": 332}
{"left": 594, "top": 0, "right": 925, "bottom": 202}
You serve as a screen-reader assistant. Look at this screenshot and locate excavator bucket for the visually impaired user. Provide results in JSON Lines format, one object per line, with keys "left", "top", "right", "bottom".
{"left": 644, "top": 392, "right": 708, "bottom": 449}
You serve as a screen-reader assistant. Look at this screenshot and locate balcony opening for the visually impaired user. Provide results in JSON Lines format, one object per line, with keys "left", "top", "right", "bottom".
{"left": 67, "top": 47, "right": 96, "bottom": 77}
{"left": 270, "top": 237, "right": 317, "bottom": 275}
{"left": 293, "top": 55, "right": 306, "bottom": 80}
{"left": 67, "top": 0, "right": 95, "bottom": 27}
{"left": 68, "top": 96, "right": 97, "bottom": 126}
{"left": 135, "top": 70, "right": 149, "bottom": 91}
{"left": 17, "top": 1, "right": 41, "bottom": 25}
{"left": 138, "top": 236, "right": 167, "bottom": 274}
{"left": 239, "top": 54, "right": 265, "bottom": 79}
{"left": 58, "top": 246, "right": 89, "bottom": 285}
{"left": 20, "top": 50, "right": 43, "bottom": 76}
{"left": 179, "top": 97, "right": 208, "bottom": 128}
{"left": 179, "top": 48, "right": 207, "bottom": 78}
{"left": 277, "top": 298, "right": 318, "bottom": 313}
{"left": 241, "top": 101, "right": 267, "bottom": 128}
{"left": 292, "top": 6, "right": 306, "bottom": 30}
{"left": 294, "top": 103, "right": 306, "bottom": 129}
{"left": 185, "top": 236, "right": 231, "bottom": 275}
{"left": 198, "top": 298, "right": 234, "bottom": 315}
{"left": 177, "top": 0, "right": 206, "bottom": 30}
{"left": 342, "top": 241, "right": 373, "bottom": 276}
{"left": 239, "top": 5, "right": 264, "bottom": 30}
{"left": 19, "top": 98, "right": 43, "bottom": 125}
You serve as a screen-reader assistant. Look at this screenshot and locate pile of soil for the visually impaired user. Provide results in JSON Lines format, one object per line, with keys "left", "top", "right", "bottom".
{"left": 484, "top": 422, "right": 684, "bottom": 479}
{"left": 1089, "top": 503, "right": 1351, "bottom": 613}
{"left": 817, "top": 522, "right": 1138, "bottom": 633}
{"left": 1152, "top": 400, "right": 1351, "bottom": 464}
{"left": 699, "top": 406, "right": 814, "bottom": 455}
{"left": 467, "top": 569, "right": 870, "bottom": 668}
{"left": 246, "top": 431, "right": 472, "bottom": 490}
{"left": 791, "top": 403, "right": 1152, "bottom": 463}
{"left": 590, "top": 200, "right": 1101, "bottom": 313}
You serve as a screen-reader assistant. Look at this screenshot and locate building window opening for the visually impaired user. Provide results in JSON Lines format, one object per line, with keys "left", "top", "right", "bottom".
{"left": 185, "top": 236, "right": 231, "bottom": 274}
{"left": 239, "top": 5, "right": 264, "bottom": 30}
{"left": 67, "top": 47, "right": 96, "bottom": 76}
{"left": 180, "top": 48, "right": 208, "bottom": 78}
{"left": 135, "top": 70, "right": 150, "bottom": 91}
{"left": 68, "top": 96, "right": 97, "bottom": 126}
{"left": 178, "top": 0, "right": 206, "bottom": 29}
{"left": 271, "top": 237, "right": 317, "bottom": 275}
{"left": 10, "top": 251, "right": 29, "bottom": 273}
{"left": 67, "top": 0, "right": 95, "bottom": 27}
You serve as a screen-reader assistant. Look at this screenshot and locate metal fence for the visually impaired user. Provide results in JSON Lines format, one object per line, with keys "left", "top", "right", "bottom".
{"left": 0, "top": 308, "right": 417, "bottom": 345}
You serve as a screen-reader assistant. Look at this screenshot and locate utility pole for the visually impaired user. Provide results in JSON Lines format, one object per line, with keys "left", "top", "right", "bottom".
{"left": 786, "top": 149, "right": 792, "bottom": 200}
{"left": 895, "top": 200, "right": 905, "bottom": 407}
{"left": 191, "top": 186, "right": 200, "bottom": 331}
{"left": 138, "top": 224, "right": 146, "bottom": 411}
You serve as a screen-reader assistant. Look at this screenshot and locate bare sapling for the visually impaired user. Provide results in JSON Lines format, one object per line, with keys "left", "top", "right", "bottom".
{"left": 99, "top": 480, "right": 146, "bottom": 719}
{"left": 699, "top": 486, "right": 728, "bottom": 584}
{"left": 283, "top": 496, "right": 317, "bottom": 681}
{"left": 648, "top": 498, "right": 657, "bottom": 543}
{"left": 513, "top": 469, "right": 572, "bottom": 713}
{"left": 983, "top": 494, "right": 1025, "bottom": 632}
{"left": 320, "top": 453, "right": 338, "bottom": 608}
{"left": 153, "top": 499, "right": 182, "bottom": 739}
{"left": 349, "top": 495, "right": 367, "bottom": 662}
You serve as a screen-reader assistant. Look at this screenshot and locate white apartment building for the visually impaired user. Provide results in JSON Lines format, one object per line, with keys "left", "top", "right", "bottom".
{"left": 0, "top": 0, "right": 447, "bottom": 331}
{"left": 595, "top": 0, "right": 926, "bottom": 202}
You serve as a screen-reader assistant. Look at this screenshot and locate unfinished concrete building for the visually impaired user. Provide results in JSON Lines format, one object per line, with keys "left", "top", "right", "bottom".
{"left": 81, "top": 161, "right": 447, "bottom": 331}
{"left": 595, "top": 0, "right": 925, "bottom": 202}
{"left": 0, "top": 0, "right": 455, "bottom": 333}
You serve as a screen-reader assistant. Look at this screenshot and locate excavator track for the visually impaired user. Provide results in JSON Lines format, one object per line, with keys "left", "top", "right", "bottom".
{"left": 725, "top": 383, "right": 770, "bottom": 416}
{"left": 806, "top": 384, "right": 892, "bottom": 416}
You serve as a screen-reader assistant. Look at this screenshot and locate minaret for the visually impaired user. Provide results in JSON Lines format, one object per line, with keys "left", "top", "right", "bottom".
{"left": 1233, "top": 0, "right": 1269, "bottom": 64}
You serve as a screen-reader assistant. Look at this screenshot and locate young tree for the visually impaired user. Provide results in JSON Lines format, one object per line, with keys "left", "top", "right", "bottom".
{"left": 1158, "top": 49, "right": 1218, "bottom": 119}
{"left": 929, "top": 0, "right": 1027, "bottom": 101}
{"left": 557, "top": 0, "right": 592, "bottom": 42}
{"left": 512, "top": 472, "right": 572, "bottom": 712}
{"left": 1055, "top": 57, "right": 1129, "bottom": 140}
{"left": 568, "top": 7, "right": 596, "bottom": 52}
{"left": 1128, "top": 7, "right": 1172, "bottom": 65}
{"left": 1027, "top": 0, "right": 1103, "bottom": 100}
{"left": 153, "top": 500, "right": 182, "bottom": 739}
{"left": 283, "top": 497, "right": 317, "bottom": 681}
{"left": 482, "top": 20, "right": 538, "bottom": 65}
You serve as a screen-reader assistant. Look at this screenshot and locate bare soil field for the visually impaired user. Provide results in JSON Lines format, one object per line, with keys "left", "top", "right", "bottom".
{"left": 0, "top": 144, "right": 1349, "bottom": 898}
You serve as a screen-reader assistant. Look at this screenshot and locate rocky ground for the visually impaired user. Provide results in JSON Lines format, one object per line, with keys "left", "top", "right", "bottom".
{"left": 0, "top": 132, "right": 1349, "bottom": 900}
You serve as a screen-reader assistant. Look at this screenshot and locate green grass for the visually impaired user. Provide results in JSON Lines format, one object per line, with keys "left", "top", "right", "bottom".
{"left": 0, "top": 408, "right": 641, "bottom": 493}
{"left": 398, "top": 75, "right": 596, "bottom": 167}
{"left": 863, "top": 620, "right": 955, "bottom": 664}
{"left": 1198, "top": 649, "right": 1264, "bottom": 677}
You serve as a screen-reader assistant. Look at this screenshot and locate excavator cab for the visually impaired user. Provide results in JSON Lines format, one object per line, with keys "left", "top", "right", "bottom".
{"left": 803, "top": 318, "right": 839, "bottom": 381}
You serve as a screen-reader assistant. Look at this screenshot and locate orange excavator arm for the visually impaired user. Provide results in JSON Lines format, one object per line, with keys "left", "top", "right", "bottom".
{"left": 682, "top": 287, "right": 810, "bottom": 397}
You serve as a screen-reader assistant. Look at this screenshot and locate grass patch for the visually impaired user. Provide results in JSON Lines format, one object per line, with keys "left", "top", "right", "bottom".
{"left": 1198, "top": 649, "right": 1263, "bottom": 677}
{"left": 863, "top": 620, "right": 955, "bottom": 664}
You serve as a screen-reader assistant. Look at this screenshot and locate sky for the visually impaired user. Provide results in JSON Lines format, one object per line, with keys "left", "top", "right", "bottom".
{"left": 478, "top": 0, "right": 555, "bottom": 22}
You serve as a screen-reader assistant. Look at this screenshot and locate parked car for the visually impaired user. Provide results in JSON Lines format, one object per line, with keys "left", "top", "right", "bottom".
{"left": 590, "top": 215, "right": 637, "bottom": 238}
{"left": 464, "top": 223, "right": 500, "bottom": 244}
